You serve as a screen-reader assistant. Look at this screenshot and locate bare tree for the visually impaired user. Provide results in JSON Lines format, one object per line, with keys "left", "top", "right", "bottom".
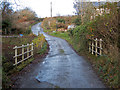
{"left": 73, "top": 0, "right": 95, "bottom": 24}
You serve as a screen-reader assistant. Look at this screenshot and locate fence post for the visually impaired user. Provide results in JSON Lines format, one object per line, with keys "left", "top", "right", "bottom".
{"left": 92, "top": 40, "right": 94, "bottom": 54}
{"left": 22, "top": 45, "right": 24, "bottom": 60}
{"left": 95, "top": 38, "right": 98, "bottom": 56}
{"left": 15, "top": 46, "right": 17, "bottom": 65}
{"left": 89, "top": 41, "right": 91, "bottom": 53}
{"left": 100, "top": 39, "right": 102, "bottom": 56}
{"left": 31, "top": 43, "right": 33, "bottom": 56}
{"left": 27, "top": 44, "right": 29, "bottom": 57}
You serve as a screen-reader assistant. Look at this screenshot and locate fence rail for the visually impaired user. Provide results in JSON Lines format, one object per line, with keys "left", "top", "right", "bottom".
{"left": 13, "top": 43, "right": 34, "bottom": 65}
{"left": 89, "top": 38, "right": 103, "bottom": 56}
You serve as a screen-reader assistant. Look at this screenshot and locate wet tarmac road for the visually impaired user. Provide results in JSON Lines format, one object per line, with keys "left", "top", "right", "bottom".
{"left": 18, "top": 23, "right": 105, "bottom": 88}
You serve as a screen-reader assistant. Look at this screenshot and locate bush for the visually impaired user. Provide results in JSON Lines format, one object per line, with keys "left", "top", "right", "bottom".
{"left": 72, "top": 17, "right": 81, "bottom": 26}
{"left": 37, "top": 41, "right": 47, "bottom": 55}
{"left": 69, "top": 25, "right": 89, "bottom": 53}
{"left": 32, "top": 34, "right": 45, "bottom": 48}
{"left": 57, "top": 18, "right": 65, "bottom": 24}
{"left": 3, "top": 62, "right": 13, "bottom": 72}
{"left": 2, "top": 71, "right": 11, "bottom": 88}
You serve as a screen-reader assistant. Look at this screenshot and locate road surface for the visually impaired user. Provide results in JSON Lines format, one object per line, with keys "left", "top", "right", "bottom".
{"left": 17, "top": 23, "right": 105, "bottom": 88}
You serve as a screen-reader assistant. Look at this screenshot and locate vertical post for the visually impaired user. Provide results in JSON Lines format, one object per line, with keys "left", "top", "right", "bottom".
{"left": 22, "top": 45, "right": 24, "bottom": 60}
{"left": 95, "top": 38, "right": 98, "bottom": 56}
{"left": 27, "top": 44, "right": 29, "bottom": 58}
{"left": 51, "top": 2, "right": 52, "bottom": 17}
{"left": 31, "top": 43, "right": 33, "bottom": 56}
{"left": 89, "top": 41, "right": 91, "bottom": 53}
{"left": 92, "top": 40, "right": 94, "bottom": 54}
{"left": 15, "top": 46, "right": 17, "bottom": 65}
{"left": 100, "top": 39, "right": 102, "bottom": 56}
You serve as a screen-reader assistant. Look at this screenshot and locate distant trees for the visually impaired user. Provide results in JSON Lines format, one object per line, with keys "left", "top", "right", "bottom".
{"left": 73, "top": 0, "right": 81, "bottom": 15}
{"left": 15, "top": 8, "right": 37, "bottom": 21}
{"left": 73, "top": 0, "right": 96, "bottom": 24}
{"left": 1, "top": 1, "right": 38, "bottom": 35}
{"left": 1, "top": 1, "right": 13, "bottom": 34}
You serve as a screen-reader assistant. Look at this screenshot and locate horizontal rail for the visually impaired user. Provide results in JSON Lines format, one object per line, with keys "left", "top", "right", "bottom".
{"left": 89, "top": 49, "right": 102, "bottom": 55}
{"left": 13, "top": 55, "right": 33, "bottom": 66}
{"left": 13, "top": 50, "right": 33, "bottom": 58}
{"left": 23, "top": 50, "right": 33, "bottom": 55}
{"left": 90, "top": 45, "right": 103, "bottom": 49}
{"left": 13, "top": 43, "right": 33, "bottom": 49}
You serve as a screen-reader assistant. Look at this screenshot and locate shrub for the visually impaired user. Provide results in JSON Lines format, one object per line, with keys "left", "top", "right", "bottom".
{"left": 57, "top": 18, "right": 65, "bottom": 24}
{"left": 69, "top": 25, "right": 89, "bottom": 53}
{"left": 72, "top": 17, "right": 81, "bottom": 26}
{"left": 32, "top": 34, "right": 45, "bottom": 48}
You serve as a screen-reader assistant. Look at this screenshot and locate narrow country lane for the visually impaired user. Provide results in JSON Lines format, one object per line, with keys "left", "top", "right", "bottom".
{"left": 17, "top": 23, "right": 105, "bottom": 88}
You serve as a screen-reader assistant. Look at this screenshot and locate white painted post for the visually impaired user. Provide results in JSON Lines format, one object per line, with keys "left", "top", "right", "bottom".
{"left": 100, "top": 39, "right": 102, "bottom": 56}
{"left": 31, "top": 43, "right": 33, "bottom": 56}
{"left": 22, "top": 45, "right": 24, "bottom": 60}
{"left": 27, "top": 44, "right": 29, "bottom": 57}
{"left": 92, "top": 40, "right": 94, "bottom": 54}
{"left": 95, "top": 38, "right": 98, "bottom": 56}
{"left": 15, "top": 46, "right": 17, "bottom": 65}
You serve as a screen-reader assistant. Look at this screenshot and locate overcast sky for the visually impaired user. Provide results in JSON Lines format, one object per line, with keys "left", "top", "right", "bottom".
{"left": 11, "top": 0, "right": 119, "bottom": 18}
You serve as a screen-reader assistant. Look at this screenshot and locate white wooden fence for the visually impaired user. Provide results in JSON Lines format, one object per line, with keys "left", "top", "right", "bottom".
{"left": 89, "top": 38, "right": 103, "bottom": 56}
{"left": 13, "top": 43, "right": 34, "bottom": 65}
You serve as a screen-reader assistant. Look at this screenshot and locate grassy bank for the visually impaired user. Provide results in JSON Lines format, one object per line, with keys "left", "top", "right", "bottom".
{"left": 2, "top": 34, "right": 49, "bottom": 88}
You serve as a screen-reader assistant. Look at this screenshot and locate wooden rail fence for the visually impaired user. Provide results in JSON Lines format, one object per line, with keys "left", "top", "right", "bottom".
{"left": 89, "top": 38, "right": 103, "bottom": 56}
{"left": 13, "top": 43, "right": 33, "bottom": 65}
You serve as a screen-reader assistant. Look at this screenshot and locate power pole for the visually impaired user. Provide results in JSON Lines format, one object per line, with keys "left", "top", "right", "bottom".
{"left": 50, "top": 2, "right": 52, "bottom": 17}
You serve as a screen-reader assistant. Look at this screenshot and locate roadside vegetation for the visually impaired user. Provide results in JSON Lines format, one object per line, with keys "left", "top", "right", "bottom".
{"left": 1, "top": 1, "right": 47, "bottom": 89}
{"left": 2, "top": 34, "right": 48, "bottom": 88}
{"left": 42, "top": 2, "right": 120, "bottom": 88}
{"left": 1, "top": 1, "right": 43, "bottom": 35}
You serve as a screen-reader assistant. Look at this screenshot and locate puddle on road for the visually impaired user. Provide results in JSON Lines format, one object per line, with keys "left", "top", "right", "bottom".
{"left": 42, "top": 61, "right": 46, "bottom": 64}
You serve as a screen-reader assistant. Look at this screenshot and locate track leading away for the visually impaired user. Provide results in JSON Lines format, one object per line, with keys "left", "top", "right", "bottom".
{"left": 17, "top": 23, "right": 105, "bottom": 88}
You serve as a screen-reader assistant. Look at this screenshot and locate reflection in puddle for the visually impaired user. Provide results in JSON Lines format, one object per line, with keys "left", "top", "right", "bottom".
{"left": 42, "top": 61, "right": 46, "bottom": 64}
